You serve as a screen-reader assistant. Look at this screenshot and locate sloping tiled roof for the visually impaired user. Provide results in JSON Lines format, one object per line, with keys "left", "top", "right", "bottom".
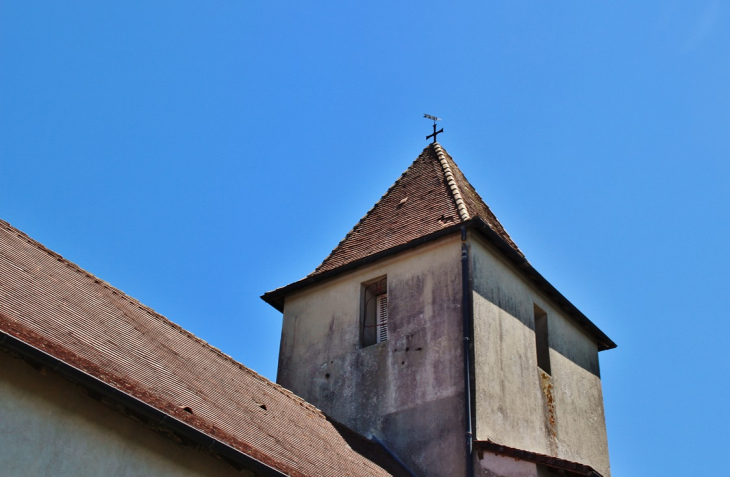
{"left": 0, "top": 219, "right": 412, "bottom": 477}
{"left": 312, "top": 142, "right": 522, "bottom": 275}
{"left": 475, "top": 440, "right": 603, "bottom": 477}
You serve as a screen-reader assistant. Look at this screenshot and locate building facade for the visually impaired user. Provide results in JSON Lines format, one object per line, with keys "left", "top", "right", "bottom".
{"left": 0, "top": 140, "right": 614, "bottom": 477}
{"left": 263, "top": 142, "right": 615, "bottom": 477}
{"left": 0, "top": 219, "right": 412, "bottom": 477}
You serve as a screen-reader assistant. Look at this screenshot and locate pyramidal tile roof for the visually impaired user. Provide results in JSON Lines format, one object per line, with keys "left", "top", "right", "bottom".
{"left": 312, "top": 142, "right": 523, "bottom": 275}
{"left": 263, "top": 143, "right": 615, "bottom": 351}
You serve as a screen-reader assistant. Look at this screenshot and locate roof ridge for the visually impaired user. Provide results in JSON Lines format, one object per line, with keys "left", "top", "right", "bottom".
{"left": 435, "top": 147, "right": 525, "bottom": 257}
{"left": 433, "top": 142, "right": 470, "bottom": 222}
{"left": 0, "top": 219, "right": 325, "bottom": 416}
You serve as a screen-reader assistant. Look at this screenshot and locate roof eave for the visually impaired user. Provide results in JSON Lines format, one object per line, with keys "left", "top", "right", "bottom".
{"left": 474, "top": 440, "right": 603, "bottom": 477}
{"left": 0, "top": 330, "right": 288, "bottom": 477}
{"left": 261, "top": 222, "right": 467, "bottom": 312}
{"left": 469, "top": 217, "right": 616, "bottom": 351}
{"left": 261, "top": 218, "right": 616, "bottom": 351}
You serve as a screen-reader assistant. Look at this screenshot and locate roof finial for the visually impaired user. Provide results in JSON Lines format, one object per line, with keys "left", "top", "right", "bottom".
{"left": 424, "top": 114, "right": 443, "bottom": 143}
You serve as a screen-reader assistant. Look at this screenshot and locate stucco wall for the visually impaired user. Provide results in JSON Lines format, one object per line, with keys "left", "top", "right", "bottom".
{"left": 278, "top": 235, "right": 466, "bottom": 477}
{"left": 0, "top": 350, "right": 248, "bottom": 477}
{"left": 470, "top": 234, "right": 610, "bottom": 477}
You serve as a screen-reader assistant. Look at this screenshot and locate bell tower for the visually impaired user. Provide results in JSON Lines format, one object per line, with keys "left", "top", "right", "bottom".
{"left": 263, "top": 142, "right": 615, "bottom": 477}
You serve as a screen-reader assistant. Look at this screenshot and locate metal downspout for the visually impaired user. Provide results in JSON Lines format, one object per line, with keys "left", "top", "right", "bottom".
{"left": 461, "top": 226, "right": 474, "bottom": 477}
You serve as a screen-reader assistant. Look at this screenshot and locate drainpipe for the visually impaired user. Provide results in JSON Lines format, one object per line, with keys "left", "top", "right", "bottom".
{"left": 461, "top": 226, "right": 474, "bottom": 477}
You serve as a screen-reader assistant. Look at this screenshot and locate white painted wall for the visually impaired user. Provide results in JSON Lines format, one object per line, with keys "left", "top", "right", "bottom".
{"left": 0, "top": 351, "right": 248, "bottom": 477}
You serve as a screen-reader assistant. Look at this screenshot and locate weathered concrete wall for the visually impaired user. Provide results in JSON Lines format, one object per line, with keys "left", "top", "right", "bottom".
{"left": 470, "top": 233, "right": 610, "bottom": 477}
{"left": 278, "top": 235, "right": 466, "bottom": 477}
{"left": 0, "top": 351, "right": 248, "bottom": 477}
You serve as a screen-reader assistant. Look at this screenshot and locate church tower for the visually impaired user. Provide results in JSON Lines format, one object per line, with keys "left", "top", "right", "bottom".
{"left": 262, "top": 142, "right": 615, "bottom": 477}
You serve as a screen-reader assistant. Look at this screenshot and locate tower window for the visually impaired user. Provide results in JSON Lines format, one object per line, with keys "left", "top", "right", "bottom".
{"left": 534, "top": 304, "right": 551, "bottom": 375}
{"left": 362, "top": 276, "right": 388, "bottom": 347}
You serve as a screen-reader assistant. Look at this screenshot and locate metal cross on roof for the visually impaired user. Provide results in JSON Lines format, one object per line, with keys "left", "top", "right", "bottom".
{"left": 424, "top": 114, "right": 443, "bottom": 143}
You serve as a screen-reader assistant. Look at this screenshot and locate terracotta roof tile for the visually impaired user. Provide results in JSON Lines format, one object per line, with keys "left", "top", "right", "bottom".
{"left": 475, "top": 440, "right": 603, "bottom": 477}
{"left": 0, "top": 219, "right": 412, "bottom": 477}
{"left": 312, "top": 143, "right": 522, "bottom": 276}
{"left": 261, "top": 144, "right": 614, "bottom": 352}
{"left": 435, "top": 145, "right": 522, "bottom": 254}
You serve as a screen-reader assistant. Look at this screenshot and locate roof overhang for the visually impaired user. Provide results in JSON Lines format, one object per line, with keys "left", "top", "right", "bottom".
{"left": 0, "top": 327, "right": 287, "bottom": 477}
{"left": 261, "top": 221, "right": 465, "bottom": 312}
{"left": 261, "top": 218, "right": 616, "bottom": 351}
{"left": 469, "top": 217, "right": 616, "bottom": 351}
{"left": 474, "top": 440, "right": 603, "bottom": 477}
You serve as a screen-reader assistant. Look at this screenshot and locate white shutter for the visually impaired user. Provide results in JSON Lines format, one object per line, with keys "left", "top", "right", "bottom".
{"left": 376, "top": 293, "right": 388, "bottom": 343}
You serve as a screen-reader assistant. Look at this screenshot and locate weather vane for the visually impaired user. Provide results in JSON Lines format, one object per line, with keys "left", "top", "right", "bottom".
{"left": 424, "top": 114, "right": 443, "bottom": 143}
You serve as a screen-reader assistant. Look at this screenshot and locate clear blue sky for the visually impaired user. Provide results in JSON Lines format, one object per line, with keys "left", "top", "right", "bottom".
{"left": 2, "top": 2, "right": 729, "bottom": 475}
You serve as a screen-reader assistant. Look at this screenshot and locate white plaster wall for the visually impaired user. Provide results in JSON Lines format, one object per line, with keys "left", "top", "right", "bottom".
{"left": 470, "top": 233, "right": 610, "bottom": 477}
{"left": 278, "top": 235, "right": 466, "bottom": 477}
{"left": 0, "top": 351, "right": 248, "bottom": 477}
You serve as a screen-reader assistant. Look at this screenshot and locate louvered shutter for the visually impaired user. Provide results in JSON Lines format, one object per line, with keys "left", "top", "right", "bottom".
{"left": 376, "top": 293, "right": 388, "bottom": 343}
